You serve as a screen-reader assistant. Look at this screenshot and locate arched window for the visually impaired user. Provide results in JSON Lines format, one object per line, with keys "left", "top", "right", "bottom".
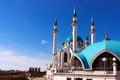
{"left": 92, "top": 52, "right": 120, "bottom": 71}
{"left": 79, "top": 41, "right": 81, "bottom": 45}
{"left": 68, "top": 42, "right": 70, "bottom": 45}
{"left": 64, "top": 52, "right": 67, "bottom": 62}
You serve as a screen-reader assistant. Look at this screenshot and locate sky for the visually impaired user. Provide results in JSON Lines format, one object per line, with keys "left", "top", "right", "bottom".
{"left": 0, "top": 0, "right": 120, "bottom": 71}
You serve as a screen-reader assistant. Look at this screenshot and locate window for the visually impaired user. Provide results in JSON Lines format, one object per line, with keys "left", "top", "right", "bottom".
{"left": 68, "top": 42, "right": 70, "bottom": 45}
{"left": 75, "top": 78, "right": 83, "bottom": 80}
{"left": 67, "top": 78, "right": 71, "bottom": 80}
{"left": 64, "top": 52, "right": 67, "bottom": 62}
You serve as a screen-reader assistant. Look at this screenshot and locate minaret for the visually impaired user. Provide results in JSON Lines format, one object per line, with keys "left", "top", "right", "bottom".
{"left": 52, "top": 19, "right": 58, "bottom": 68}
{"left": 105, "top": 28, "right": 111, "bottom": 40}
{"left": 53, "top": 19, "right": 58, "bottom": 55}
{"left": 85, "top": 36, "right": 89, "bottom": 48}
{"left": 90, "top": 16, "right": 95, "bottom": 44}
{"left": 72, "top": 7, "right": 78, "bottom": 52}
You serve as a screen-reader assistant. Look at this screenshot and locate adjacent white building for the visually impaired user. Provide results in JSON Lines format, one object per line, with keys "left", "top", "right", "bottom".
{"left": 46, "top": 8, "right": 120, "bottom": 80}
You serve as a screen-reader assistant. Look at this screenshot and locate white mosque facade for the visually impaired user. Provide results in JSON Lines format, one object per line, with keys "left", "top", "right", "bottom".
{"left": 46, "top": 8, "right": 120, "bottom": 80}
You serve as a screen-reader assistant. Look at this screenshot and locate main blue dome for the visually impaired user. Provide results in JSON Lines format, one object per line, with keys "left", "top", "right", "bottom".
{"left": 65, "top": 35, "right": 83, "bottom": 42}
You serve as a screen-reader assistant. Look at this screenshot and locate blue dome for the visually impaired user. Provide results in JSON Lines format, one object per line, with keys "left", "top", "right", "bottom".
{"left": 75, "top": 40, "right": 120, "bottom": 69}
{"left": 65, "top": 36, "right": 83, "bottom": 42}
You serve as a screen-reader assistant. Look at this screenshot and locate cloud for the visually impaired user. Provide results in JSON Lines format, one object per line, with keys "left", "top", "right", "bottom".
{"left": 0, "top": 50, "right": 50, "bottom": 71}
{"left": 40, "top": 40, "right": 48, "bottom": 44}
{"left": 3, "top": 51, "right": 12, "bottom": 55}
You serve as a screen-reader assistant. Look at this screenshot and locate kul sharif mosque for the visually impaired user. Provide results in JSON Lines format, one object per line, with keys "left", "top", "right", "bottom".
{"left": 46, "top": 8, "right": 120, "bottom": 80}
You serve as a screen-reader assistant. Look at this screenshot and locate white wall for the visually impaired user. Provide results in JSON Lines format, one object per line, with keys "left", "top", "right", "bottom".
{"left": 53, "top": 73, "right": 119, "bottom": 80}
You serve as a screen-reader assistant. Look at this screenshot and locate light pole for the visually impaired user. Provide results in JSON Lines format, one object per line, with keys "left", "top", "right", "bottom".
{"left": 112, "top": 57, "right": 117, "bottom": 75}
{"left": 102, "top": 57, "right": 107, "bottom": 80}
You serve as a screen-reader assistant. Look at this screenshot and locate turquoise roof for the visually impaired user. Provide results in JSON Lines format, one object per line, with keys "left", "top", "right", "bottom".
{"left": 60, "top": 46, "right": 71, "bottom": 52}
{"left": 76, "top": 40, "right": 120, "bottom": 69}
{"left": 65, "top": 36, "right": 83, "bottom": 42}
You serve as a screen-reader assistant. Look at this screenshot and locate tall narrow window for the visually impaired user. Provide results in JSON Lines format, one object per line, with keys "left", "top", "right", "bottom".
{"left": 64, "top": 52, "right": 67, "bottom": 62}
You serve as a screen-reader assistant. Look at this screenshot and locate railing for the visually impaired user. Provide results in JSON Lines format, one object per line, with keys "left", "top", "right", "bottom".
{"left": 55, "top": 70, "right": 120, "bottom": 76}
{"left": 74, "top": 71, "right": 108, "bottom": 75}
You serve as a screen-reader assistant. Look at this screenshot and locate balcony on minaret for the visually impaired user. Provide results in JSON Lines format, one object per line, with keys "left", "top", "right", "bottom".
{"left": 53, "top": 28, "right": 58, "bottom": 33}
{"left": 72, "top": 20, "right": 78, "bottom": 27}
{"left": 91, "top": 28, "right": 95, "bottom": 33}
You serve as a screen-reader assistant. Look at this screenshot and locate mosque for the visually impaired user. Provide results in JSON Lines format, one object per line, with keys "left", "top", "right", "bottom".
{"left": 46, "top": 8, "right": 120, "bottom": 80}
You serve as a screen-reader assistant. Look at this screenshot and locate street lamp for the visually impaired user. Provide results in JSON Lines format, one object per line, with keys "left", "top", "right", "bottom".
{"left": 112, "top": 57, "right": 116, "bottom": 62}
{"left": 112, "top": 57, "right": 117, "bottom": 75}
{"left": 102, "top": 57, "right": 107, "bottom": 80}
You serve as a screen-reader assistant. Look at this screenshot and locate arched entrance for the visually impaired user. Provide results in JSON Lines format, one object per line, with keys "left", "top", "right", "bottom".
{"left": 92, "top": 52, "right": 120, "bottom": 71}
{"left": 71, "top": 56, "right": 83, "bottom": 70}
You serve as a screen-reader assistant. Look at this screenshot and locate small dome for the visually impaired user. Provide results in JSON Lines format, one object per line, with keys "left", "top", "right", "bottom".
{"left": 65, "top": 36, "right": 83, "bottom": 42}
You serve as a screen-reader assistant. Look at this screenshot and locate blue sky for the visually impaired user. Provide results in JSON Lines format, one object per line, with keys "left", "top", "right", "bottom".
{"left": 0, "top": 0, "right": 120, "bottom": 71}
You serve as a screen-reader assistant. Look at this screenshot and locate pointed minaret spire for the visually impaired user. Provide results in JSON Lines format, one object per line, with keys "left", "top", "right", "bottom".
{"left": 73, "top": 6, "right": 77, "bottom": 21}
{"left": 91, "top": 16, "right": 94, "bottom": 26}
{"left": 72, "top": 6, "right": 78, "bottom": 52}
{"left": 105, "top": 27, "right": 111, "bottom": 40}
{"left": 73, "top": 6, "right": 77, "bottom": 17}
{"left": 54, "top": 18, "right": 58, "bottom": 26}
{"left": 90, "top": 16, "right": 96, "bottom": 44}
{"left": 85, "top": 36, "right": 89, "bottom": 48}
{"left": 53, "top": 18, "right": 58, "bottom": 33}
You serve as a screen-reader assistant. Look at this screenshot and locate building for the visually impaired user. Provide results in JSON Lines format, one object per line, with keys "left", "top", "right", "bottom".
{"left": 46, "top": 7, "right": 120, "bottom": 80}
{"left": 28, "top": 67, "right": 46, "bottom": 77}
